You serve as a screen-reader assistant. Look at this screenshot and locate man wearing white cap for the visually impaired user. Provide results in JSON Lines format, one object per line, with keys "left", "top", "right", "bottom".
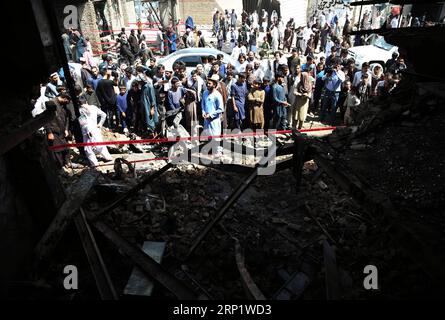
{"left": 185, "top": 28, "right": 195, "bottom": 48}
{"left": 77, "top": 95, "right": 113, "bottom": 167}
{"left": 45, "top": 72, "right": 64, "bottom": 99}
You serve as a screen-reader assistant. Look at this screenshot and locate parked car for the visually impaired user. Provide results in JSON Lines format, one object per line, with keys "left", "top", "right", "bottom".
{"left": 157, "top": 48, "right": 237, "bottom": 74}
{"left": 348, "top": 35, "right": 398, "bottom": 72}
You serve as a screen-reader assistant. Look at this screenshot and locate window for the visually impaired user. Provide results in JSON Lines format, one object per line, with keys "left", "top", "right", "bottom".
{"left": 175, "top": 55, "right": 202, "bottom": 67}
{"left": 374, "top": 36, "right": 394, "bottom": 51}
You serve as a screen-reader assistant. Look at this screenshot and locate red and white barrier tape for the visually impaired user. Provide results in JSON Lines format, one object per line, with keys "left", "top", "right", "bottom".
{"left": 49, "top": 127, "right": 340, "bottom": 151}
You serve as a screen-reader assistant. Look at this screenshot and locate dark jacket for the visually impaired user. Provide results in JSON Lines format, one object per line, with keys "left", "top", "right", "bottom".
{"left": 96, "top": 79, "right": 117, "bottom": 107}
{"left": 128, "top": 34, "right": 139, "bottom": 54}
{"left": 82, "top": 91, "right": 101, "bottom": 108}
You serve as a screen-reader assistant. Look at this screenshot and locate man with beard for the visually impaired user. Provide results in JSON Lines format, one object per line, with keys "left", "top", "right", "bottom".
{"left": 45, "top": 93, "right": 72, "bottom": 170}
{"left": 311, "top": 18, "right": 321, "bottom": 52}
{"left": 253, "top": 61, "right": 265, "bottom": 81}
{"left": 95, "top": 69, "right": 118, "bottom": 129}
{"left": 202, "top": 74, "right": 224, "bottom": 157}
{"left": 287, "top": 48, "right": 301, "bottom": 76}
{"left": 119, "top": 34, "right": 135, "bottom": 65}
{"left": 127, "top": 80, "right": 144, "bottom": 133}
{"left": 208, "top": 61, "right": 225, "bottom": 80}
{"left": 272, "top": 72, "right": 291, "bottom": 130}
{"left": 229, "top": 73, "right": 248, "bottom": 130}
{"left": 140, "top": 74, "right": 159, "bottom": 136}
{"left": 138, "top": 41, "right": 154, "bottom": 65}
{"left": 247, "top": 78, "right": 265, "bottom": 130}
{"left": 246, "top": 51, "right": 256, "bottom": 68}
{"left": 45, "top": 72, "right": 64, "bottom": 99}
{"left": 128, "top": 29, "right": 139, "bottom": 55}
{"left": 188, "top": 70, "right": 207, "bottom": 126}
{"left": 283, "top": 25, "right": 293, "bottom": 53}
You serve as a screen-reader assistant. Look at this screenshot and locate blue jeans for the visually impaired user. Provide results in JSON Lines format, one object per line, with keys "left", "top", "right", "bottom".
{"left": 274, "top": 105, "right": 288, "bottom": 130}
{"left": 320, "top": 91, "right": 339, "bottom": 124}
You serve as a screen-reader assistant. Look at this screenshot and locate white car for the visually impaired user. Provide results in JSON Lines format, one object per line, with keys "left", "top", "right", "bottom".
{"left": 348, "top": 35, "right": 398, "bottom": 72}
{"left": 157, "top": 48, "right": 237, "bottom": 74}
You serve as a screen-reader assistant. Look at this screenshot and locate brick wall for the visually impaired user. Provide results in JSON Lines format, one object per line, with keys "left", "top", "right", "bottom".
{"left": 79, "top": 1, "right": 101, "bottom": 54}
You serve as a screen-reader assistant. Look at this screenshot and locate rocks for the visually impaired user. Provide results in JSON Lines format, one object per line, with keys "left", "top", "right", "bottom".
{"left": 350, "top": 144, "right": 367, "bottom": 151}
{"left": 271, "top": 217, "right": 287, "bottom": 224}
{"left": 201, "top": 211, "right": 210, "bottom": 218}
{"left": 317, "top": 180, "right": 329, "bottom": 191}
{"left": 135, "top": 204, "right": 144, "bottom": 213}
{"left": 287, "top": 223, "right": 302, "bottom": 232}
{"left": 279, "top": 200, "right": 288, "bottom": 208}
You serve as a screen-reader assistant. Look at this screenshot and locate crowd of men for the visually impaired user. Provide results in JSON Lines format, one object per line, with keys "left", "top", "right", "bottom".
{"left": 34, "top": 6, "right": 409, "bottom": 170}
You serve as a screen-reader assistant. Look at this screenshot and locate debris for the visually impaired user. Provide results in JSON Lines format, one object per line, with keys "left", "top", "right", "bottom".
{"left": 90, "top": 219, "right": 200, "bottom": 299}
{"left": 124, "top": 241, "right": 166, "bottom": 296}
{"left": 274, "top": 272, "right": 310, "bottom": 300}
{"left": 186, "top": 144, "right": 279, "bottom": 260}
{"left": 271, "top": 217, "right": 288, "bottom": 224}
{"left": 310, "top": 168, "right": 324, "bottom": 183}
{"left": 317, "top": 180, "right": 329, "bottom": 190}
{"left": 305, "top": 203, "right": 336, "bottom": 245}
{"left": 286, "top": 223, "right": 302, "bottom": 232}
{"left": 323, "top": 240, "right": 341, "bottom": 300}
{"left": 74, "top": 208, "right": 118, "bottom": 300}
{"left": 89, "top": 162, "right": 173, "bottom": 221}
{"left": 350, "top": 144, "right": 367, "bottom": 151}
{"left": 135, "top": 204, "right": 144, "bottom": 213}
{"left": 113, "top": 158, "right": 135, "bottom": 180}
{"left": 279, "top": 201, "right": 288, "bottom": 209}
{"left": 33, "top": 169, "right": 99, "bottom": 267}
{"left": 94, "top": 183, "right": 132, "bottom": 203}
{"left": 180, "top": 265, "right": 214, "bottom": 299}
{"left": 234, "top": 238, "right": 266, "bottom": 300}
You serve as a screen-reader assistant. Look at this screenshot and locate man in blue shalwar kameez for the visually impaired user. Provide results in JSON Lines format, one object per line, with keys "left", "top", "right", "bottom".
{"left": 202, "top": 74, "right": 224, "bottom": 156}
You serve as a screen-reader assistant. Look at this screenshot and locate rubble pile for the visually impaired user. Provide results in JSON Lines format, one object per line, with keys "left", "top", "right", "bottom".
{"left": 70, "top": 158, "right": 418, "bottom": 299}
{"left": 26, "top": 77, "right": 445, "bottom": 300}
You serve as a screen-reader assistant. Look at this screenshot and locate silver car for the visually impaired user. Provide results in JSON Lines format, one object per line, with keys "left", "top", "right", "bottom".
{"left": 157, "top": 48, "right": 236, "bottom": 74}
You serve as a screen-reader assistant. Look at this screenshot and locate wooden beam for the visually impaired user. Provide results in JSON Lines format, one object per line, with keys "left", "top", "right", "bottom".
{"left": 74, "top": 208, "right": 118, "bottom": 300}
{"left": 91, "top": 219, "right": 201, "bottom": 300}
{"left": 0, "top": 109, "right": 55, "bottom": 156}
{"left": 234, "top": 239, "right": 266, "bottom": 300}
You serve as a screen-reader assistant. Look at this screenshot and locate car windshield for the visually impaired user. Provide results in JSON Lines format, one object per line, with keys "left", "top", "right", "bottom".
{"left": 374, "top": 37, "right": 394, "bottom": 51}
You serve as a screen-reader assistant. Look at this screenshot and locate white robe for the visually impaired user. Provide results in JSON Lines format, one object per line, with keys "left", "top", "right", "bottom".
{"left": 271, "top": 27, "right": 279, "bottom": 52}
{"left": 78, "top": 104, "right": 112, "bottom": 166}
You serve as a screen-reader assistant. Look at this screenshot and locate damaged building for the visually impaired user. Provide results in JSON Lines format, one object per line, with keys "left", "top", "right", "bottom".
{"left": 1, "top": 0, "right": 445, "bottom": 303}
